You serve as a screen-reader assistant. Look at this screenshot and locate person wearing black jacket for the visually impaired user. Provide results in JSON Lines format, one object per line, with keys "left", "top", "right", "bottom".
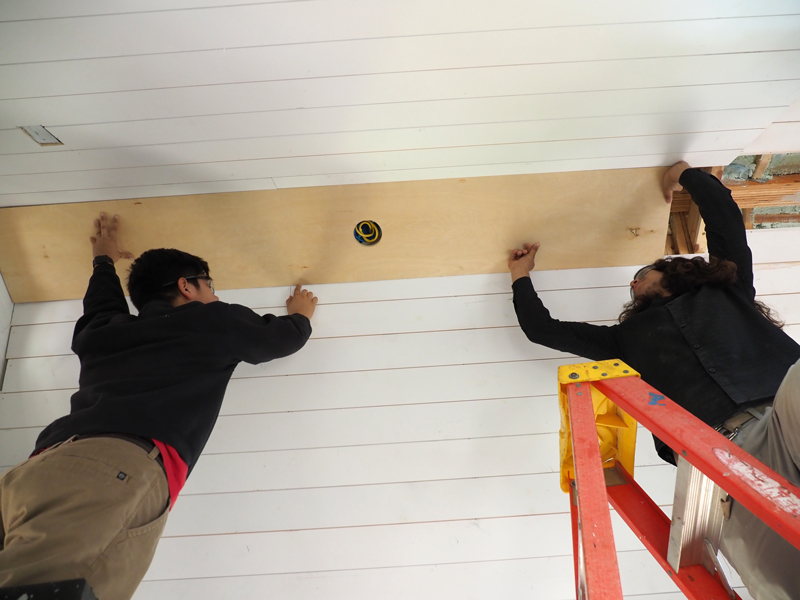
{"left": 0, "top": 213, "right": 317, "bottom": 600}
{"left": 509, "top": 163, "right": 800, "bottom": 599}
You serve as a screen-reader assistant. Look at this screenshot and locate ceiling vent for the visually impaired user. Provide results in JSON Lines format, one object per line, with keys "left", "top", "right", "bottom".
{"left": 19, "top": 125, "right": 63, "bottom": 146}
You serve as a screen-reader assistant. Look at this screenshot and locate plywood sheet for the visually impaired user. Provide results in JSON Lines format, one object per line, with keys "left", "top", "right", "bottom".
{"left": 0, "top": 168, "right": 670, "bottom": 303}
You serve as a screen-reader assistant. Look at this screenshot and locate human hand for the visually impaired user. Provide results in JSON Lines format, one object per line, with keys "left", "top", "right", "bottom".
{"left": 287, "top": 284, "right": 318, "bottom": 320}
{"left": 508, "top": 242, "right": 539, "bottom": 282}
{"left": 90, "top": 213, "right": 134, "bottom": 262}
{"left": 662, "top": 161, "right": 690, "bottom": 203}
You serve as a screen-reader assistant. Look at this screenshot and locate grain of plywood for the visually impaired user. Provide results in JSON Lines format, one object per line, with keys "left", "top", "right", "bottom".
{"left": 0, "top": 169, "right": 670, "bottom": 303}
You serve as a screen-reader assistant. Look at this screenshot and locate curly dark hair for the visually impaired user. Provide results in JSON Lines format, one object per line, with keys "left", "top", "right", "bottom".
{"left": 619, "top": 255, "right": 783, "bottom": 326}
{"left": 127, "top": 248, "right": 210, "bottom": 310}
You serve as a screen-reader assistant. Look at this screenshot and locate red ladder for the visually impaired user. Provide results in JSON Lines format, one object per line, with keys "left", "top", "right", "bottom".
{"left": 559, "top": 360, "right": 800, "bottom": 600}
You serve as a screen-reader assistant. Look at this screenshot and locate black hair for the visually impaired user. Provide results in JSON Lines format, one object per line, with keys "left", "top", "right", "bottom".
{"left": 127, "top": 248, "right": 210, "bottom": 310}
{"left": 619, "top": 255, "right": 783, "bottom": 327}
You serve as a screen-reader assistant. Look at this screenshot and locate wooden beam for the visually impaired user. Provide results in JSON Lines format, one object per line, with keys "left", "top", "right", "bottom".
{"left": 686, "top": 201, "right": 706, "bottom": 253}
{"left": 754, "top": 213, "right": 800, "bottom": 224}
{"left": 669, "top": 213, "right": 692, "bottom": 255}
{"left": 752, "top": 154, "right": 773, "bottom": 181}
{"left": 666, "top": 165, "right": 722, "bottom": 255}
{"left": 665, "top": 235, "right": 674, "bottom": 256}
{"left": 671, "top": 174, "right": 800, "bottom": 212}
{"left": 742, "top": 208, "right": 755, "bottom": 230}
{"left": 0, "top": 168, "right": 671, "bottom": 303}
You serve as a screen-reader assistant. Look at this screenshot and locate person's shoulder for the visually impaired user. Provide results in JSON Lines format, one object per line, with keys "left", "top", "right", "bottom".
{"left": 184, "top": 299, "right": 233, "bottom": 311}
{"left": 109, "top": 313, "right": 137, "bottom": 325}
{"left": 221, "top": 301, "right": 256, "bottom": 313}
{"left": 137, "top": 299, "right": 234, "bottom": 321}
{"left": 189, "top": 300, "right": 240, "bottom": 320}
{"left": 216, "top": 301, "right": 265, "bottom": 321}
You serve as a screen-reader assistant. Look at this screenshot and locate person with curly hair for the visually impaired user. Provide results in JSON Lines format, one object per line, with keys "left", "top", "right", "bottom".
{"left": 509, "top": 162, "right": 800, "bottom": 600}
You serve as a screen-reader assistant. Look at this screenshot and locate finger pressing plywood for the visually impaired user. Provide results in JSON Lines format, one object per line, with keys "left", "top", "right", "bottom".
{"left": 0, "top": 168, "right": 670, "bottom": 303}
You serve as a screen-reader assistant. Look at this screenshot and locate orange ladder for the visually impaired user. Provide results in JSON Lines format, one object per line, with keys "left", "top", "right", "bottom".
{"left": 559, "top": 360, "right": 800, "bottom": 600}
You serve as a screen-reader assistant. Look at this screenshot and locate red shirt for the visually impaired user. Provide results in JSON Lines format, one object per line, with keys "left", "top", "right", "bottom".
{"left": 153, "top": 439, "right": 188, "bottom": 510}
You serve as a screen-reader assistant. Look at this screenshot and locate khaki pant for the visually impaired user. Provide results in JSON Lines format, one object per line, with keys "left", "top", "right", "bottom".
{"left": 720, "top": 358, "right": 800, "bottom": 600}
{"left": 0, "top": 437, "right": 169, "bottom": 600}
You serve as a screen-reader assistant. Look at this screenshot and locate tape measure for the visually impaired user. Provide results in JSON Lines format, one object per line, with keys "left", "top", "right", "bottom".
{"left": 354, "top": 220, "right": 382, "bottom": 245}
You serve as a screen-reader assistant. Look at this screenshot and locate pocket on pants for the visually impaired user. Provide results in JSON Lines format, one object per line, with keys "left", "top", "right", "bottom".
{"left": 85, "top": 505, "right": 169, "bottom": 599}
{"left": 126, "top": 504, "right": 169, "bottom": 540}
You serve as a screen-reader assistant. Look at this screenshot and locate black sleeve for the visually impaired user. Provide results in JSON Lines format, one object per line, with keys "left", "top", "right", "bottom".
{"left": 679, "top": 169, "right": 755, "bottom": 301}
{"left": 226, "top": 303, "right": 312, "bottom": 365}
{"left": 512, "top": 276, "right": 624, "bottom": 361}
{"left": 73, "top": 261, "right": 130, "bottom": 343}
{"left": 653, "top": 434, "right": 677, "bottom": 467}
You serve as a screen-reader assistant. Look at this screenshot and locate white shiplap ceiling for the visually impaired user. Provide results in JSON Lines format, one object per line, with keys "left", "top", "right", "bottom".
{"left": 1, "top": 0, "right": 800, "bottom": 208}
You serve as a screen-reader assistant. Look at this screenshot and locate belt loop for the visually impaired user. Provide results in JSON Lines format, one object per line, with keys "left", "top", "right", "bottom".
{"left": 746, "top": 407, "right": 766, "bottom": 421}
{"left": 51, "top": 434, "right": 79, "bottom": 450}
{"left": 148, "top": 446, "right": 161, "bottom": 461}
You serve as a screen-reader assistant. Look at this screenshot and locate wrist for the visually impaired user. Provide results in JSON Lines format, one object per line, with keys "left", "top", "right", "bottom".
{"left": 92, "top": 255, "right": 115, "bottom": 268}
{"left": 510, "top": 269, "right": 530, "bottom": 283}
{"left": 669, "top": 162, "right": 691, "bottom": 185}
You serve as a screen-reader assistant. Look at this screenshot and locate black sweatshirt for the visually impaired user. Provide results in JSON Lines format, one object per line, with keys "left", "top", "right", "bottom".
{"left": 512, "top": 169, "right": 800, "bottom": 462}
{"left": 34, "top": 263, "right": 312, "bottom": 475}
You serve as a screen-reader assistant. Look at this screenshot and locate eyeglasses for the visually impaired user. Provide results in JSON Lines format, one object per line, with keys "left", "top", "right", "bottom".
{"left": 162, "top": 275, "right": 215, "bottom": 294}
{"left": 630, "top": 265, "right": 655, "bottom": 300}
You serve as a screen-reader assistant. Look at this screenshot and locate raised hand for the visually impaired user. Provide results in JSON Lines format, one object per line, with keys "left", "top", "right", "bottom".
{"left": 662, "top": 161, "right": 690, "bottom": 203}
{"left": 286, "top": 284, "right": 318, "bottom": 320}
{"left": 508, "top": 242, "right": 540, "bottom": 282}
{"left": 90, "top": 212, "right": 135, "bottom": 262}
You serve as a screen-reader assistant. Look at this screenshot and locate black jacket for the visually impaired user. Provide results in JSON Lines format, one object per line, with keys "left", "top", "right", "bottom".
{"left": 34, "top": 263, "right": 312, "bottom": 475}
{"left": 512, "top": 169, "right": 800, "bottom": 462}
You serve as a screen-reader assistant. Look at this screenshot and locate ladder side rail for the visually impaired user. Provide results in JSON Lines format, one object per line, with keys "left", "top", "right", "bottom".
{"left": 593, "top": 377, "right": 800, "bottom": 551}
{"left": 566, "top": 382, "right": 624, "bottom": 600}
{"left": 606, "top": 463, "right": 742, "bottom": 600}
{"left": 569, "top": 487, "right": 581, "bottom": 600}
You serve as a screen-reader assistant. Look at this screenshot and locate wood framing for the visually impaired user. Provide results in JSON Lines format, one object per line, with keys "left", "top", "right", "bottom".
{"left": 671, "top": 174, "right": 800, "bottom": 212}
{"left": 755, "top": 213, "right": 800, "bottom": 225}
{"left": 751, "top": 154, "right": 773, "bottom": 181}
{"left": 0, "top": 168, "right": 670, "bottom": 303}
{"left": 743, "top": 208, "right": 755, "bottom": 230}
{"left": 668, "top": 213, "right": 693, "bottom": 255}
{"left": 686, "top": 201, "right": 707, "bottom": 253}
{"left": 670, "top": 173, "right": 800, "bottom": 241}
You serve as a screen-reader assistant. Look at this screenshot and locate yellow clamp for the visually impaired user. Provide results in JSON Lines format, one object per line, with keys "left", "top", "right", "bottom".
{"left": 557, "top": 359, "right": 640, "bottom": 493}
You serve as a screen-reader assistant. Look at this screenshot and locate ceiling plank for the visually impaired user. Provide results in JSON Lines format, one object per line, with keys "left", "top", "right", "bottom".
{"left": 2, "top": 109, "right": 782, "bottom": 177}
{"left": 3, "top": 5, "right": 798, "bottom": 65}
{"left": 4, "top": 53, "right": 800, "bottom": 130}
{"left": 0, "top": 131, "right": 757, "bottom": 207}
